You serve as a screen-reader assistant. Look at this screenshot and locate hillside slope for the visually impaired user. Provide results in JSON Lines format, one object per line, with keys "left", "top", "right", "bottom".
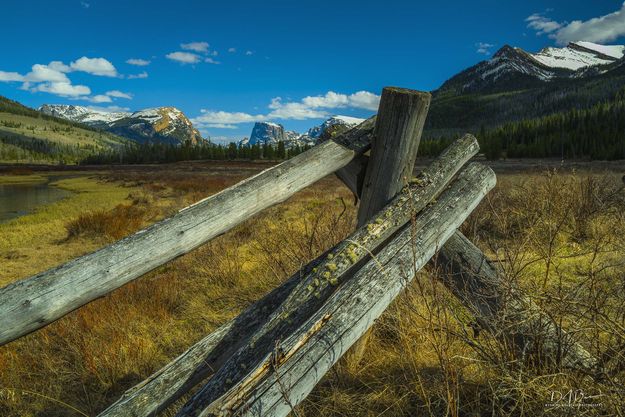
{"left": 0, "top": 96, "right": 129, "bottom": 164}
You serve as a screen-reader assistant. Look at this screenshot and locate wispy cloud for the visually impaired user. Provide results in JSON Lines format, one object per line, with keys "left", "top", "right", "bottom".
{"left": 126, "top": 58, "right": 151, "bottom": 66}
{"left": 167, "top": 41, "right": 221, "bottom": 65}
{"left": 245, "top": 50, "right": 253, "bottom": 56}
{"left": 228, "top": 47, "right": 236, "bottom": 53}
{"left": 204, "top": 123, "right": 238, "bottom": 129}
{"left": 88, "top": 94, "right": 112, "bottom": 103}
{"left": 128, "top": 71, "right": 148, "bottom": 79}
{"left": 475, "top": 42, "right": 495, "bottom": 55}
{"left": 181, "top": 41, "right": 209, "bottom": 53}
{"left": 105, "top": 90, "right": 132, "bottom": 99}
{"left": 31, "top": 82, "right": 91, "bottom": 97}
{"left": 192, "top": 90, "right": 379, "bottom": 129}
{"left": 0, "top": 71, "right": 24, "bottom": 82}
{"left": 526, "top": 13, "right": 562, "bottom": 36}
{"left": 80, "top": 1, "right": 90, "bottom": 8}
{"left": 526, "top": 4, "right": 625, "bottom": 45}
{"left": 166, "top": 51, "right": 202, "bottom": 64}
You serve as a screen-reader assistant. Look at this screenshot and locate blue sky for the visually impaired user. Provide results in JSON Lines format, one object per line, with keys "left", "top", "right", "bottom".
{"left": 1, "top": 0, "right": 625, "bottom": 143}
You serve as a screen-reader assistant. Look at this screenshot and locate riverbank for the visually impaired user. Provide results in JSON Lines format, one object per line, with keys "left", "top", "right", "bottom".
{"left": 0, "top": 175, "right": 141, "bottom": 285}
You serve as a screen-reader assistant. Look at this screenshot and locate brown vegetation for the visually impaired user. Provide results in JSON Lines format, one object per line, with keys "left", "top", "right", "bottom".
{"left": 1, "top": 166, "right": 624, "bottom": 416}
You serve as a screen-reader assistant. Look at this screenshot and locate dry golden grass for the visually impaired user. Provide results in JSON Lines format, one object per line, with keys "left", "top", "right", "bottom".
{"left": 0, "top": 165, "right": 624, "bottom": 416}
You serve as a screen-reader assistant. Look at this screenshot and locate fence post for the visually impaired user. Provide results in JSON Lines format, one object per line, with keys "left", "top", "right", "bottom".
{"left": 349, "top": 86, "right": 430, "bottom": 366}
{"left": 356, "top": 87, "right": 431, "bottom": 226}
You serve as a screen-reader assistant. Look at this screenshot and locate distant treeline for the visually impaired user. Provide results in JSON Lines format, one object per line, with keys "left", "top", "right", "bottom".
{"left": 421, "top": 93, "right": 625, "bottom": 160}
{"left": 81, "top": 140, "right": 312, "bottom": 164}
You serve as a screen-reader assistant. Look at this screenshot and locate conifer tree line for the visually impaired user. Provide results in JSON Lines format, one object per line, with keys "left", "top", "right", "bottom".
{"left": 81, "top": 140, "right": 311, "bottom": 164}
{"left": 420, "top": 92, "right": 625, "bottom": 160}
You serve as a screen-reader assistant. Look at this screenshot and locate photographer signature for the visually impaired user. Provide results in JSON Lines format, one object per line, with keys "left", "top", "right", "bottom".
{"left": 545, "top": 389, "right": 603, "bottom": 408}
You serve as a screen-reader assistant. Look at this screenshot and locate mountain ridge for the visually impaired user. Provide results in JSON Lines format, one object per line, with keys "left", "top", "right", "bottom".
{"left": 240, "top": 115, "right": 365, "bottom": 148}
{"left": 425, "top": 40, "right": 625, "bottom": 138}
{"left": 39, "top": 104, "right": 203, "bottom": 146}
{"left": 437, "top": 41, "right": 624, "bottom": 95}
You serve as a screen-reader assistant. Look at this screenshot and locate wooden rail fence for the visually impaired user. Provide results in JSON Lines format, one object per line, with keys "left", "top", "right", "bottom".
{"left": 0, "top": 86, "right": 600, "bottom": 416}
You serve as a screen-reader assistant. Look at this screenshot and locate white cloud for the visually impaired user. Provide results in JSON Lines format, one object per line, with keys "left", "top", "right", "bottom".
{"left": 105, "top": 90, "right": 132, "bottom": 99}
{"left": 228, "top": 47, "right": 236, "bottom": 53}
{"left": 297, "top": 91, "right": 380, "bottom": 111}
{"left": 527, "top": 4, "right": 625, "bottom": 45}
{"left": 70, "top": 57, "right": 118, "bottom": 77}
{"left": 205, "top": 57, "right": 221, "bottom": 64}
{"left": 32, "top": 82, "right": 91, "bottom": 97}
{"left": 195, "top": 110, "right": 266, "bottom": 124}
{"left": 128, "top": 71, "right": 148, "bottom": 79}
{"left": 300, "top": 91, "right": 349, "bottom": 108}
{"left": 25, "top": 64, "right": 70, "bottom": 83}
{"left": 166, "top": 51, "right": 201, "bottom": 64}
{"left": 193, "top": 90, "right": 379, "bottom": 128}
{"left": 1, "top": 57, "right": 125, "bottom": 99}
{"left": 245, "top": 50, "right": 253, "bottom": 55}
{"left": 47, "top": 61, "right": 72, "bottom": 72}
{"left": 555, "top": 2, "right": 625, "bottom": 45}
{"left": 475, "top": 42, "right": 495, "bottom": 55}
{"left": 89, "top": 94, "right": 113, "bottom": 103}
{"left": 81, "top": 1, "right": 90, "bottom": 8}
{"left": 343, "top": 91, "right": 379, "bottom": 111}
{"left": 204, "top": 123, "right": 238, "bottom": 129}
{"left": 0, "top": 71, "right": 25, "bottom": 82}
{"left": 126, "top": 58, "right": 150, "bottom": 66}
{"left": 526, "top": 13, "right": 562, "bottom": 35}
{"left": 267, "top": 98, "right": 329, "bottom": 119}
{"left": 181, "top": 42, "right": 210, "bottom": 53}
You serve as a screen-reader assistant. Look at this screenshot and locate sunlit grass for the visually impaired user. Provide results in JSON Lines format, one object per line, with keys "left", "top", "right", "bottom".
{"left": 0, "top": 175, "right": 141, "bottom": 285}
{"left": 0, "top": 166, "right": 623, "bottom": 416}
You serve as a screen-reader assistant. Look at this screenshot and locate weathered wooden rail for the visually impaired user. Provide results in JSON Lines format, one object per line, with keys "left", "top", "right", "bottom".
{"left": 0, "top": 86, "right": 599, "bottom": 416}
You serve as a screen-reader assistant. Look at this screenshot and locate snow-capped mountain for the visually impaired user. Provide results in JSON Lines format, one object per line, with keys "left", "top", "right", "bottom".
{"left": 306, "top": 115, "right": 365, "bottom": 140}
{"left": 240, "top": 116, "right": 365, "bottom": 149}
{"left": 244, "top": 122, "right": 286, "bottom": 145}
{"left": 39, "top": 105, "right": 203, "bottom": 145}
{"left": 439, "top": 41, "right": 625, "bottom": 94}
{"left": 39, "top": 104, "right": 130, "bottom": 124}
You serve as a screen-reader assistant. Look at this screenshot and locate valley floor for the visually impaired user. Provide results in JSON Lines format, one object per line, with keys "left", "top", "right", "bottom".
{"left": 0, "top": 161, "right": 624, "bottom": 416}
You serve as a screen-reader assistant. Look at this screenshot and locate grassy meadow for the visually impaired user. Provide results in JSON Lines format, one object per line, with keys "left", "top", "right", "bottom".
{"left": 0, "top": 161, "right": 624, "bottom": 416}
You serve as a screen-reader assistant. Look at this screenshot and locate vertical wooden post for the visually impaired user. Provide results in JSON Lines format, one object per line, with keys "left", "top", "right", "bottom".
{"left": 349, "top": 86, "right": 431, "bottom": 366}
{"left": 357, "top": 87, "right": 431, "bottom": 225}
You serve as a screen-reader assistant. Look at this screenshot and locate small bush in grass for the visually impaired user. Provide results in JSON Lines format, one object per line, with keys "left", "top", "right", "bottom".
{"left": 65, "top": 204, "right": 146, "bottom": 240}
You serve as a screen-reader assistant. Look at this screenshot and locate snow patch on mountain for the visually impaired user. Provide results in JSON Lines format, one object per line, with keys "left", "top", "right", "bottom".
{"left": 307, "top": 115, "right": 365, "bottom": 139}
{"left": 574, "top": 41, "right": 624, "bottom": 60}
{"left": 531, "top": 42, "right": 622, "bottom": 70}
{"left": 39, "top": 104, "right": 203, "bottom": 145}
{"left": 439, "top": 40, "right": 625, "bottom": 94}
{"left": 39, "top": 104, "right": 130, "bottom": 124}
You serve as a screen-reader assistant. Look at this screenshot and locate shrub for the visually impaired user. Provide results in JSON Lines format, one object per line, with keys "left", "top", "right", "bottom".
{"left": 65, "top": 204, "right": 146, "bottom": 240}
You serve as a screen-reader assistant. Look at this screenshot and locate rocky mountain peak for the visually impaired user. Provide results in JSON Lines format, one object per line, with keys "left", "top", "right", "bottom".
{"left": 39, "top": 104, "right": 203, "bottom": 145}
